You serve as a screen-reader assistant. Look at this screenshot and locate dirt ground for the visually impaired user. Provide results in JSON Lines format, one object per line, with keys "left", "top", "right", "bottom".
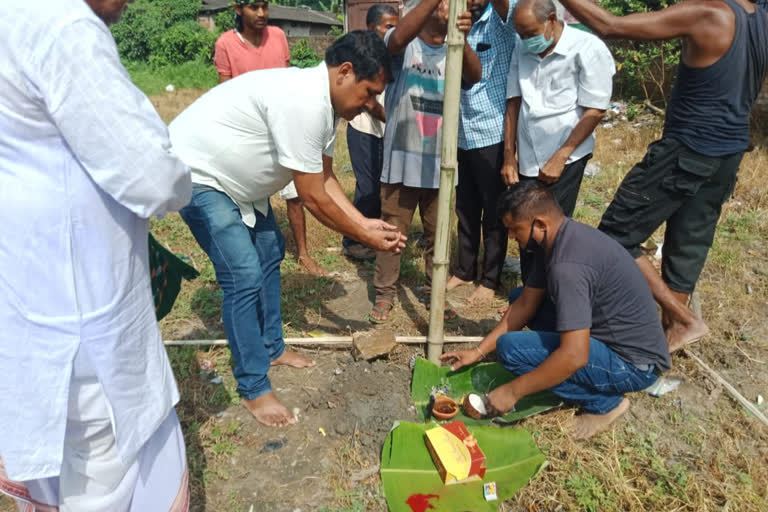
{"left": 3, "top": 92, "right": 767, "bottom": 512}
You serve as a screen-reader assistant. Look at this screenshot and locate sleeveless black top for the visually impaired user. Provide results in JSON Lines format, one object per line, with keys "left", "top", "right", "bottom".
{"left": 664, "top": 0, "right": 768, "bottom": 156}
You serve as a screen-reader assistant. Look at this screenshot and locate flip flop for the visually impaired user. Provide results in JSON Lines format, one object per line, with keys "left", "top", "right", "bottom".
{"left": 367, "top": 302, "right": 393, "bottom": 324}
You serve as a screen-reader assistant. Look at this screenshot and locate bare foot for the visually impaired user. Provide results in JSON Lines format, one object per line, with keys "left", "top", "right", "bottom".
{"left": 271, "top": 350, "right": 316, "bottom": 368}
{"left": 298, "top": 255, "right": 327, "bottom": 277}
{"left": 446, "top": 275, "right": 472, "bottom": 291}
{"left": 468, "top": 285, "right": 495, "bottom": 304}
{"left": 666, "top": 318, "right": 709, "bottom": 353}
{"left": 570, "top": 398, "right": 630, "bottom": 440}
{"left": 243, "top": 392, "right": 297, "bottom": 427}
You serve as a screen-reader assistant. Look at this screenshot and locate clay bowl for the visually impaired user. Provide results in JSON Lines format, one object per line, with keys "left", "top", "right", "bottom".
{"left": 462, "top": 393, "right": 488, "bottom": 419}
{"left": 432, "top": 395, "right": 459, "bottom": 421}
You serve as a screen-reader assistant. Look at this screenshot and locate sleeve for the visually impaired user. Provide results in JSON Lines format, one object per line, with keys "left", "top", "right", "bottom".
{"left": 266, "top": 98, "right": 331, "bottom": 174}
{"left": 280, "top": 30, "right": 291, "bottom": 67}
{"left": 214, "top": 33, "right": 232, "bottom": 76}
{"left": 34, "top": 19, "right": 191, "bottom": 219}
{"left": 506, "top": 40, "right": 522, "bottom": 99}
{"left": 548, "top": 263, "right": 596, "bottom": 332}
{"left": 323, "top": 128, "right": 336, "bottom": 158}
{"left": 576, "top": 38, "right": 616, "bottom": 110}
{"left": 384, "top": 27, "right": 405, "bottom": 78}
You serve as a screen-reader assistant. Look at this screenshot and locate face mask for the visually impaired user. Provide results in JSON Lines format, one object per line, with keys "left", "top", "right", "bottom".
{"left": 524, "top": 222, "right": 547, "bottom": 254}
{"left": 522, "top": 23, "right": 554, "bottom": 55}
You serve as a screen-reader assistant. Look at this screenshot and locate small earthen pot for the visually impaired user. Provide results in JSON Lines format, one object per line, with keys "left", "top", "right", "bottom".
{"left": 431, "top": 395, "right": 459, "bottom": 421}
{"left": 462, "top": 393, "right": 488, "bottom": 419}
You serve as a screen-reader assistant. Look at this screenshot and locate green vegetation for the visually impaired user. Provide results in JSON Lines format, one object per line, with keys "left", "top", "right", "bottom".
{"left": 123, "top": 60, "right": 218, "bottom": 95}
{"left": 601, "top": 0, "right": 682, "bottom": 104}
{"left": 290, "top": 38, "right": 323, "bottom": 68}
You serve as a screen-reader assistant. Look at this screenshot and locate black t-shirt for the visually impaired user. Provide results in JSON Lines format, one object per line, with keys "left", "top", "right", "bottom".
{"left": 526, "top": 218, "right": 671, "bottom": 372}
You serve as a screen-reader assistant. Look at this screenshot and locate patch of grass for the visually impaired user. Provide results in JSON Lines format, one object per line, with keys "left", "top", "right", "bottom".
{"left": 566, "top": 467, "right": 619, "bottom": 512}
{"left": 125, "top": 60, "right": 218, "bottom": 96}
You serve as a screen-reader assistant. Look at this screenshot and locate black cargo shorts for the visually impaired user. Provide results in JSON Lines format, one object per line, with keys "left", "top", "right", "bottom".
{"left": 598, "top": 137, "right": 743, "bottom": 294}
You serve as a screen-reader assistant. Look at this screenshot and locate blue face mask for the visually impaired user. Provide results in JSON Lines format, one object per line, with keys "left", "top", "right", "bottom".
{"left": 521, "top": 25, "right": 554, "bottom": 55}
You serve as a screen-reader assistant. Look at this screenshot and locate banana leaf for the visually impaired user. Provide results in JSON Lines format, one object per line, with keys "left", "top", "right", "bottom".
{"left": 380, "top": 421, "right": 547, "bottom": 512}
{"left": 411, "top": 357, "right": 562, "bottom": 426}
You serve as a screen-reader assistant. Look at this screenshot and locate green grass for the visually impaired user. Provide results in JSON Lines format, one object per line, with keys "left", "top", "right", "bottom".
{"left": 124, "top": 60, "right": 218, "bottom": 96}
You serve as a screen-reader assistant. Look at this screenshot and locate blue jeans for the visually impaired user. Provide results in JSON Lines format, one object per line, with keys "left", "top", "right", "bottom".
{"left": 501, "top": 287, "right": 658, "bottom": 414}
{"left": 180, "top": 185, "right": 285, "bottom": 400}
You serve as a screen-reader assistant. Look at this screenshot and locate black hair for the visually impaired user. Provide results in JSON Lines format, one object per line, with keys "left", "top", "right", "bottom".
{"left": 234, "top": 1, "right": 269, "bottom": 33}
{"left": 325, "top": 30, "right": 392, "bottom": 82}
{"left": 497, "top": 181, "right": 563, "bottom": 222}
{"left": 366, "top": 3, "right": 398, "bottom": 26}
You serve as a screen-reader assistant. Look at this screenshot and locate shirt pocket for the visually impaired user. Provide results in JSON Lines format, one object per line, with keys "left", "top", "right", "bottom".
{"left": 544, "top": 68, "right": 578, "bottom": 110}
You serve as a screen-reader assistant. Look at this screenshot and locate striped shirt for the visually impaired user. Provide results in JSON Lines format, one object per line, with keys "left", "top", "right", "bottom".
{"left": 458, "top": 2, "right": 518, "bottom": 150}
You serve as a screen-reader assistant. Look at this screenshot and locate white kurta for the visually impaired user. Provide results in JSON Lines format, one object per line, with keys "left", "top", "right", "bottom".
{"left": 0, "top": 0, "right": 192, "bottom": 482}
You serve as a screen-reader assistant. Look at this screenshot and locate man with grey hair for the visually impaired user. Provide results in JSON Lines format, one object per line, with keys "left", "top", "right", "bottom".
{"left": 502, "top": 0, "right": 614, "bottom": 216}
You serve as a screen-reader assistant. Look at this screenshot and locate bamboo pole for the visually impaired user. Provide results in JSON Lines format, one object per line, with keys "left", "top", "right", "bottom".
{"left": 427, "top": 0, "right": 465, "bottom": 364}
{"left": 164, "top": 335, "right": 484, "bottom": 347}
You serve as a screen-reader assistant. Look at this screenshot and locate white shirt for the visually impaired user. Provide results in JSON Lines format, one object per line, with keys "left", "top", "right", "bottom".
{"left": 506, "top": 24, "right": 615, "bottom": 176}
{"left": 169, "top": 64, "right": 337, "bottom": 227}
{"left": 349, "top": 93, "right": 385, "bottom": 138}
{"left": 0, "top": 1, "right": 191, "bottom": 481}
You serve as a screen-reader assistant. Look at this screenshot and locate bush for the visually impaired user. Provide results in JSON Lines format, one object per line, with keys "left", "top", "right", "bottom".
{"left": 111, "top": 0, "right": 212, "bottom": 65}
{"left": 214, "top": 10, "right": 236, "bottom": 33}
{"left": 149, "top": 21, "right": 218, "bottom": 66}
{"left": 290, "top": 38, "right": 322, "bottom": 68}
{"left": 600, "top": 0, "right": 682, "bottom": 104}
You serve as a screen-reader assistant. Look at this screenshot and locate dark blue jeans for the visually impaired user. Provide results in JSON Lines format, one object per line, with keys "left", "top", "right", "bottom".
{"left": 180, "top": 185, "right": 285, "bottom": 400}
{"left": 500, "top": 287, "right": 658, "bottom": 414}
{"left": 342, "top": 124, "right": 383, "bottom": 248}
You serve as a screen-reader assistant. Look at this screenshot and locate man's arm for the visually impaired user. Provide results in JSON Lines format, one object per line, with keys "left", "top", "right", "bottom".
{"left": 218, "top": 74, "right": 232, "bottom": 83}
{"left": 319, "top": 155, "right": 366, "bottom": 223}
{"left": 293, "top": 167, "right": 405, "bottom": 252}
{"left": 538, "top": 108, "right": 603, "bottom": 183}
{"left": 501, "top": 97, "right": 521, "bottom": 186}
{"left": 461, "top": 40, "right": 483, "bottom": 84}
{"left": 558, "top": 0, "right": 734, "bottom": 45}
{"left": 441, "top": 286, "right": 546, "bottom": 370}
{"left": 387, "top": 0, "right": 442, "bottom": 54}
{"left": 367, "top": 101, "right": 386, "bottom": 123}
{"left": 36, "top": 18, "right": 191, "bottom": 219}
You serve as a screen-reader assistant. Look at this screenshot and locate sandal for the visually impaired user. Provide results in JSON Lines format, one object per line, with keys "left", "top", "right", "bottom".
{"left": 368, "top": 302, "right": 393, "bottom": 324}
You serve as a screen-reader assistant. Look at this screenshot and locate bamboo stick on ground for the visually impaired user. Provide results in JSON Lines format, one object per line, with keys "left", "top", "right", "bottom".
{"left": 164, "top": 336, "right": 484, "bottom": 347}
{"left": 686, "top": 348, "right": 768, "bottom": 427}
{"left": 427, "top": 0, "right": 465, "bottom": 364}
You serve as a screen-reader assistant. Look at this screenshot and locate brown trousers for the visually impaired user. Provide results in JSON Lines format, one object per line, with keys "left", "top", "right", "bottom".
{"left": 373, "top": 183, "right": 439, "bottom": 304}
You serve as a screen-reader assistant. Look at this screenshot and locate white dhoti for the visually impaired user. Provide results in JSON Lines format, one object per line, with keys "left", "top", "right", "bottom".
{"left": 0, "top": 351, "right": 189, "bottom": 512}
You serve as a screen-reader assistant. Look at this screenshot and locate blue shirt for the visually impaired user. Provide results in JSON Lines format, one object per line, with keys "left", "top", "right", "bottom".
{"left": 458, "top": 2, "right": 518, "bottom": 150}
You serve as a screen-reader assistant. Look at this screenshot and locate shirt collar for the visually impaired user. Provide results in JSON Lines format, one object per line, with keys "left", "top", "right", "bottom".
{"left": 551, "top": 23, "right": 578, "bottom": 56}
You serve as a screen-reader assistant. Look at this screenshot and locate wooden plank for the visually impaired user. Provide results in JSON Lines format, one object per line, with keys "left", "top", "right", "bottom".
{"left": 164, "top": 335, "right": 484, "bottom": 347}
{"left": 686, "top": 348, "right": 768, "bottom": 427}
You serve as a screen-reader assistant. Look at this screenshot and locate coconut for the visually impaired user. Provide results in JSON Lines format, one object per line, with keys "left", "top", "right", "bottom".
{"left": 462, "top": 393, "right": 487, "bottom": 419}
